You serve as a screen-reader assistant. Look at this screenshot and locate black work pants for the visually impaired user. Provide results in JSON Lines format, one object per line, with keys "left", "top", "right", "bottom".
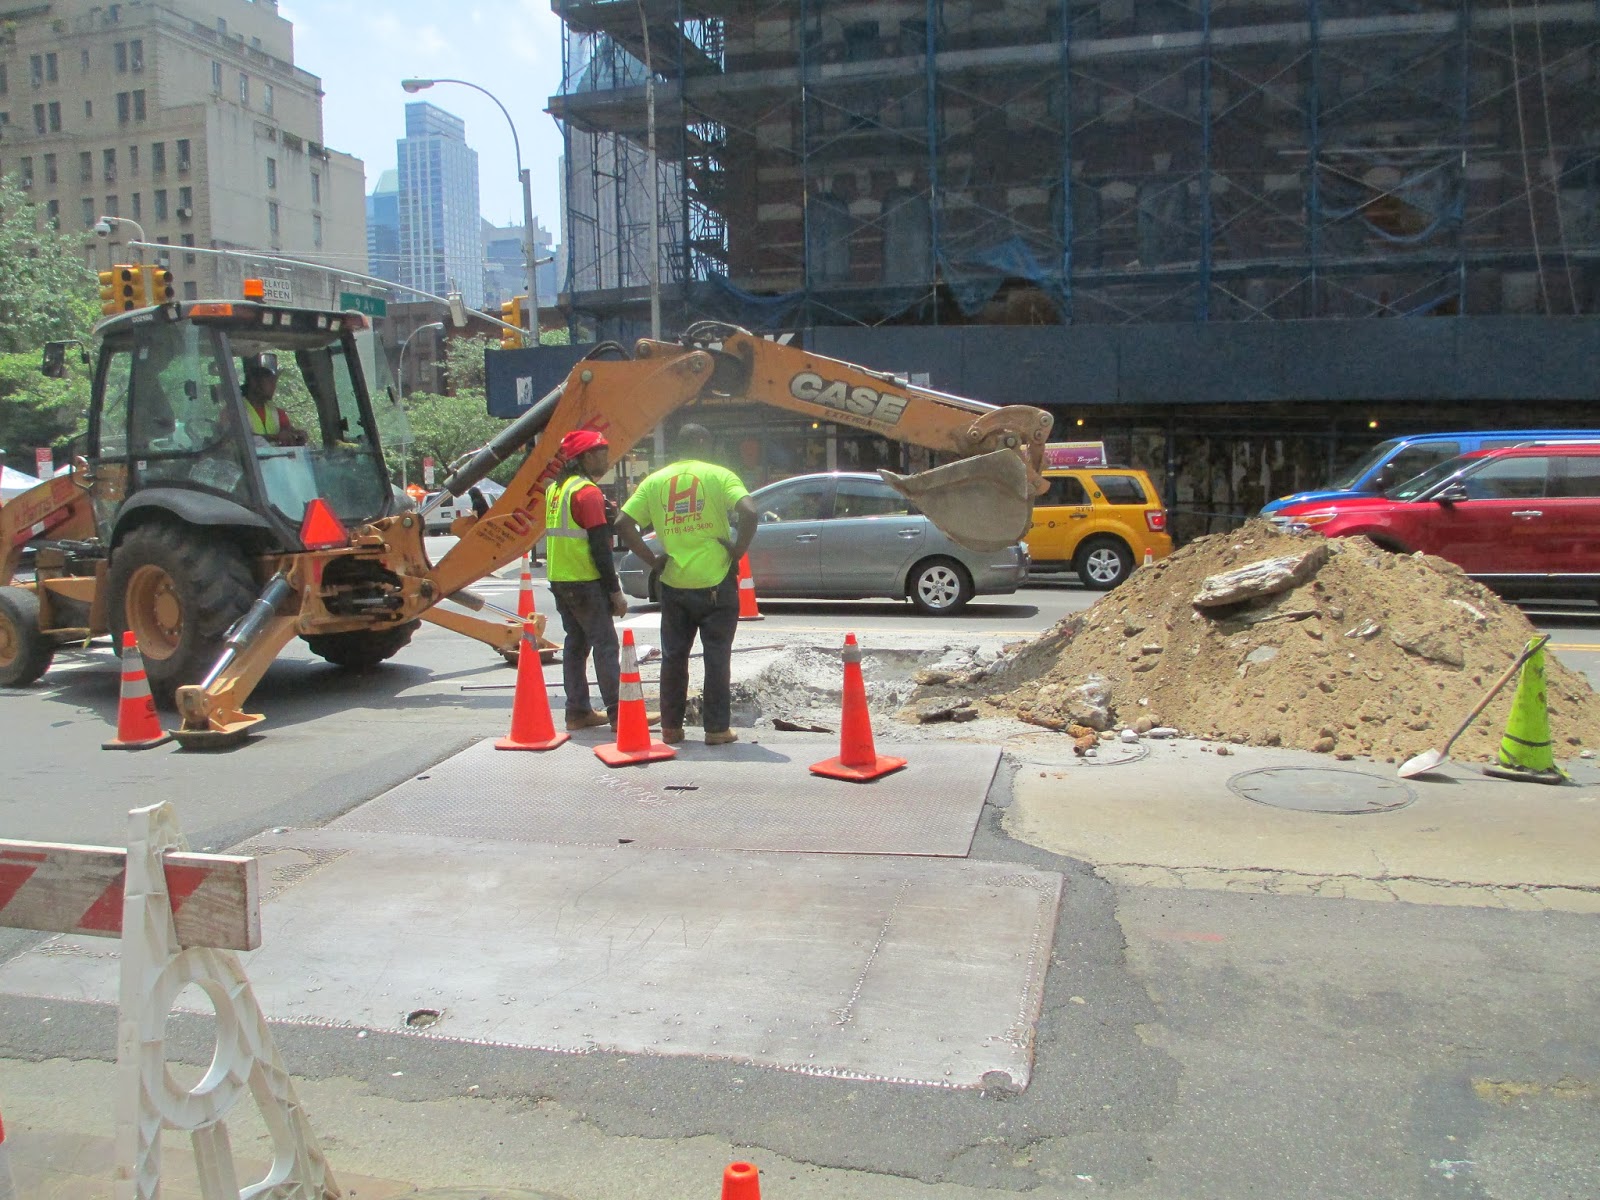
{"left": 550, "top": 579, "right": 620, "bottom": 719}
{"left": 658, "top": 571, "right": 740, "bottom": 733}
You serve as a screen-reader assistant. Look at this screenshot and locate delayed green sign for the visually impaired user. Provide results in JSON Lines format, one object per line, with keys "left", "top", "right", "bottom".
{"left": 339, "top": 292, "right": 388, "bottom": 317}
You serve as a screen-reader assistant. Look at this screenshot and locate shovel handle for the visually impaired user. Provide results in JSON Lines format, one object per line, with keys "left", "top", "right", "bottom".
{"left": 1440, "top": 634, "right": 1552, "bottom": 755}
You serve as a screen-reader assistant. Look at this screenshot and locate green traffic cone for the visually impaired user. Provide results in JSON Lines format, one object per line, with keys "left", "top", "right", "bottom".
{"left": 1483, "top": 638, "right": 1570, "bottom": 785}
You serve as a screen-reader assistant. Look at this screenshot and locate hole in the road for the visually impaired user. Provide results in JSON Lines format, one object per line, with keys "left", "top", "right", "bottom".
{"left": 618, "top": 838, "right": 634, "bottom": 844}
{"left": 415, "top": 774, "right": 431, "bottom": 780}
{"left": 406, "top": 1008, "right": 441, "bottom": 1029}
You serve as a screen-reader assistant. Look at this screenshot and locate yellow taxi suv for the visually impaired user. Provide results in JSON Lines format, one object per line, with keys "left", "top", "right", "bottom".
{"left": 1026, "top": 467, "right": 1173, "bottom": 589}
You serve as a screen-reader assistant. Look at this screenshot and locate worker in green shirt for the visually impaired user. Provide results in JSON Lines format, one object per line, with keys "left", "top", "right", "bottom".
{"left": 617, "top": 424, "right": 758, "bottom": 746}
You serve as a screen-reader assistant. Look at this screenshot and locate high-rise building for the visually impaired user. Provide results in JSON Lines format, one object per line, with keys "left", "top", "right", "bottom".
{"left": 367, "top": 169, "right": 401, "bottom": 285}
{"left": 396, "top": 101, "right": 482, "bottom": 309}
{"left": 0, "top": 0, "right": 365, "bottom": 305}
{"left": 482, "top": 216, "right": 556, "bottom": 310}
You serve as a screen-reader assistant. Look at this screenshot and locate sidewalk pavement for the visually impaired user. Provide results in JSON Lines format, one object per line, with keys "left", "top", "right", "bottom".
{"left": 1005, "top": 736, "right": 1600, "bottom": 911}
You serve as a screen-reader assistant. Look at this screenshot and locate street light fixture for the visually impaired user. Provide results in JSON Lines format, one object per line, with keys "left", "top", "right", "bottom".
{"left": 401, "top": 77, "right": 540, "bottom": 348}
{"left": 95, "top": 215, "right": 149, "bottom": 263}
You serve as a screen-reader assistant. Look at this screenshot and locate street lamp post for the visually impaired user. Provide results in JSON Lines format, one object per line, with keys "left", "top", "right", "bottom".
{"left": 401, "top": 77, "right": 540, "bottom": 348}
{"left": 396, "top": 321, "right": 445, "bottom": 488}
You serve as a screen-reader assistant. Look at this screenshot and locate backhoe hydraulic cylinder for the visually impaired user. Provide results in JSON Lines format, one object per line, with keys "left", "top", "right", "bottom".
{"left": 198, "top": 572, "right": 296, "bottom": 690}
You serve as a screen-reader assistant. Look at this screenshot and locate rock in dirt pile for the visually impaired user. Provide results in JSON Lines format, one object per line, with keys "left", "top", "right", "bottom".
{"left": 918, "top": 521, "right": 1600, "bottom": 762}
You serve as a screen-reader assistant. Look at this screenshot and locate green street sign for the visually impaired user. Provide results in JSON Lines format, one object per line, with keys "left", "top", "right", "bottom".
{"left": 339, "top": 292, "right": 388, "bottom": 317}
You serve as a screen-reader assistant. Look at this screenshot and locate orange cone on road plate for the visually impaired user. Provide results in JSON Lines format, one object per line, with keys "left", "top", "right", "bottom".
{"left": 810, "top": 633, "right": 907, "bottom": 782}
{"left": 103, "top": 630, "right": 171, "bottom": 751}
{"left": 495, "top": 620, "right": 569, "bottom": 752}
{"left": 596, "top": 629, "right": 676, "bottom": 766}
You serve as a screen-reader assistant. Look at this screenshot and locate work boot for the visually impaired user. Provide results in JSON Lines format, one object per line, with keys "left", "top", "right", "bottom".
{"left": 704, "top": 729, "right": 739, "bottom": 746}
{"left": 661, "top": 726, "right": 685, "bottom": 744}
{"left": 565, "top": 711, "right": 610, "bottom": 731}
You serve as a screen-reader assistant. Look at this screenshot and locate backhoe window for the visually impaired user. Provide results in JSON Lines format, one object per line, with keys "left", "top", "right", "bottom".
{"left": 95, "top": 350, "right": 132, "bottom": 460}
{"left": 229, "top": 333, "right": 389, "bottom": 526}
{"left": 130, "top": 322, "right": 251, "bottom": 497}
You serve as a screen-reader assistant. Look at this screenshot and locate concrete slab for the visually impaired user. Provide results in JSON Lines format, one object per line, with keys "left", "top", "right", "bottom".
{"left": 0, "top": 830, "right": 1062, "bottom": 1089}
{"left": 1005, "top": 737, "right": 1600, "bottom": 911}
{"left": 332, "top": 736, "right": 1000, "bottom": 858}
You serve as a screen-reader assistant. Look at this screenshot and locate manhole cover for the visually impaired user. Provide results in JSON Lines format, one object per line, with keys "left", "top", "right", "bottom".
{"left": 1227, "top": 767, "right": 1415, "bottom": 815}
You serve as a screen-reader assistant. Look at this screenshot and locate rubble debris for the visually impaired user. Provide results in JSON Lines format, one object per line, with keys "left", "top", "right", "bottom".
{"left": 1191, "top": 544, "right": 1329, "bottom": 609}
{"left": 914, "top": 521, "right": 1600, "bottom": 762}
{"left": 908, "top": 698, "right": 979, "bottom": 724}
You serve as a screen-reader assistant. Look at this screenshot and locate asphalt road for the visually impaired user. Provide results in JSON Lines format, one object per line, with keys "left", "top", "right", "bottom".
{"left": 2, "top": 547, "right": 1598, "bottom": 1198}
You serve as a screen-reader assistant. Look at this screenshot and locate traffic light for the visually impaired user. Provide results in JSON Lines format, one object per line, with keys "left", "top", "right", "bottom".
{"left": 98, "top": 269, "right": 120, "bottom": 314}
{"left": 145, "top": 265, "right": 175, "bottom": 305}
{"left": 98, "top": 265, "right": 142, "bottom": 314}
{"left": 498, "top": 295, "right": 526, "bottom": 349}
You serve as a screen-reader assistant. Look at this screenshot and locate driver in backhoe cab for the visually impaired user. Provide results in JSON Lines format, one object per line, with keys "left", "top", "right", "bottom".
{"left": 243, "top": 360, "right": 308, "bottom": 447}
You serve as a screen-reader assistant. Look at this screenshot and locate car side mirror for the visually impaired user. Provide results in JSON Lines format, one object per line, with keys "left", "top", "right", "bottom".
{"left": 41, "top": 342, "right": 68, "bottom": 379}
{"left": 1434, "top": 482, "right": 1469, "bottom": 504}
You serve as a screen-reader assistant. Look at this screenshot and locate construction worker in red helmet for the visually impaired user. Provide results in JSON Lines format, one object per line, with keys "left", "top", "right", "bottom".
{"left": 545, "top": 428, "right": 628, "bottom": 730}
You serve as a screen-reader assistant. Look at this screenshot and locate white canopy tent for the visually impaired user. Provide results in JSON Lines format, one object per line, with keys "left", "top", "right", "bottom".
{"left": 1, "top": 465, "right": 42, "bottom": 502}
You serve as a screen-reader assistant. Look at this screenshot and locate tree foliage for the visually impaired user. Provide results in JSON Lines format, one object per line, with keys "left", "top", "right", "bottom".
{"left": 389, "top": 336, "right": 511, "bottom": 487}
{"left": 0, "top": 178, "right": 99, "bottom": 468}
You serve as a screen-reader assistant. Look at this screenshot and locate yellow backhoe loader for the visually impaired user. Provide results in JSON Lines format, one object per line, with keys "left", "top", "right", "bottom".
{"left": 1, "top": 285, "right": 1049, "bottom": 747}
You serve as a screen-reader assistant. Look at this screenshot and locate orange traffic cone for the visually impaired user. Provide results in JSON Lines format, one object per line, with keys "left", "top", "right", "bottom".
{"left": 596, "top": 629, "right": 676, "bottom": 766}
{"left": 103, "top": 631, "right": 171, "bottom": 751}
{"left": 736, "top": 554, "right": 763, "bottom": 621}
{"left": 0, "top": 1108, "right": 15, "bottom": 1200}
{"left": 496, "top": 620, "right": 570, "bottom": 751}
{"left": 721, "top": 1162, "right": 760, "bottom": 1200}
{"left": 516, "top": 554, "right": 536, "bottom": 619}
{"left": 810, "top": 633, "right": 907, "bottom": 782}
{"left": 1142, "top": 547, "right": 1154, "bottom": 568}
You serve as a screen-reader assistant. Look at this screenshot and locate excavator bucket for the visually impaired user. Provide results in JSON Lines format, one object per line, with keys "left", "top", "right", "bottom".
{"left": 879, "top": 449, "right": 1039, "bottom": 553}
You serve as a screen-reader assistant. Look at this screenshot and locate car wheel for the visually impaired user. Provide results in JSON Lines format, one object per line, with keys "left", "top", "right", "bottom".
{"left": 1076, "top": 536, "right": 1134, "bottom": 590}
{"left": 908, "top": 557, "right": 974, "bottom": 615}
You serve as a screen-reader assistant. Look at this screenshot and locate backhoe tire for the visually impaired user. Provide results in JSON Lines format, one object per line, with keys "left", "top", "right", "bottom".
{"left": 1075, "top": 536, "right": 1133, "bottom": 591}
{"left": 0, "top": 586, "right": 54, "bottom": 687}
{"left": 109, "top": 522, "right": 258, "bottom": 707}
{"left": 303, "top": 620, "right": 419, "bottom": 670}
{"left": 908, "top": 556, "right": 974, "bottom": 615}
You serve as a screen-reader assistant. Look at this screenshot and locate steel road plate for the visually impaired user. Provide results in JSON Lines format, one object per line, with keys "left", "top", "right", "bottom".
{"left": 0, "top": 830, "right": 1063, "bottom": 1089}
{"left": 331, "top": 737, "right": 1002, "bottom": 857}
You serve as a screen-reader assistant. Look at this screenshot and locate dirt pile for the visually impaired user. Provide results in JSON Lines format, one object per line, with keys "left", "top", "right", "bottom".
{"left": 921, "top": 522, "right": 1600, "bottom": 762}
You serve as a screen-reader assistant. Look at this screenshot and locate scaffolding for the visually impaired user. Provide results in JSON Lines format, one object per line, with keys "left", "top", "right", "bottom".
{"left": 552, "top": 0, "right": 1600, "bottom": 341}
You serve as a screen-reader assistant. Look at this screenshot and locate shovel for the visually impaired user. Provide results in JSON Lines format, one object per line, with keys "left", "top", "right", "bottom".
{"left": 1397, "top": 634, "right": 1551, "bottom": 779}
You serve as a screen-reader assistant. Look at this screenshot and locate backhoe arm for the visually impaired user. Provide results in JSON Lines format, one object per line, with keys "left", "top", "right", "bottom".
{"left": 428, "top": 324, "right": 1053, "bottom": 595}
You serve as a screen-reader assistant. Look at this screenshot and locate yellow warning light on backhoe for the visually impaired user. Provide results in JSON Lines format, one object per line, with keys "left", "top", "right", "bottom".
{"left": 242, "top": 278, "right": 266, "bottom": 300}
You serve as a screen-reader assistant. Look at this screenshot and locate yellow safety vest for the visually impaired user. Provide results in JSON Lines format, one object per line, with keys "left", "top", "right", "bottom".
{"left": 545, "top": 474, "right": 601, "bottom": 583}
{"left": 247, "top": 402, "right": 285, "bottom": 437}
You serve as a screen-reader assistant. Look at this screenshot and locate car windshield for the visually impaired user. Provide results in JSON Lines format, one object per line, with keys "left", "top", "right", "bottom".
{"left": 1384, "top": 454, "right": 1475, "bottom": 501}
{"left": 1326, "top": 439, "right": 1402, "bottom": 490}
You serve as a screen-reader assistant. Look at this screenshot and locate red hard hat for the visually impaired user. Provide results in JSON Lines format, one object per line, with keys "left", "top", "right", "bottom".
{"left": 559, "top": 429, "right": 609, "bottom": 458}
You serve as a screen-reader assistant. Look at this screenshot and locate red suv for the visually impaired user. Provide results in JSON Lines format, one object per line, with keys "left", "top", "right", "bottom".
{"left": 1272, "top": 443, "right": 1600, "bottom": 601}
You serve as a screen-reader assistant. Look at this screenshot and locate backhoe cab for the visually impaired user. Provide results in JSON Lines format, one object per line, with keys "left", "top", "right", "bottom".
{"left": 0, "top": 286, "right": 532, "bottom": 744}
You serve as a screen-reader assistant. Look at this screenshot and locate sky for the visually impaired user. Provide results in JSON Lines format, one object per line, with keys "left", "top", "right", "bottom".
{"left": 286, "top": 0, "right": 569, "bottom": 236}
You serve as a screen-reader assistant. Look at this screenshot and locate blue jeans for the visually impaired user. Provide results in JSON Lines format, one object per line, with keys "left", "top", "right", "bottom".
{"left": 550, "top": 580, "right": 620, "bottom": 719}
{"left": 659, "top": 570, "right": 740, "bottom": 733}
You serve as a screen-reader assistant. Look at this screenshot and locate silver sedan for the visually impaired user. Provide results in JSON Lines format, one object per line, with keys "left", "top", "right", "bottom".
{"left": 617, "top": 471, "right": 1029, "bottom": 615}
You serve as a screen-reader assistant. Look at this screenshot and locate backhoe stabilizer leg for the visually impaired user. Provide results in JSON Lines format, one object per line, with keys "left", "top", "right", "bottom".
{"left": 172, "top": 582, "right": 301, "bottom": 749}
{"left": 420, "top": 605, "right": 556, "bottom": 661}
